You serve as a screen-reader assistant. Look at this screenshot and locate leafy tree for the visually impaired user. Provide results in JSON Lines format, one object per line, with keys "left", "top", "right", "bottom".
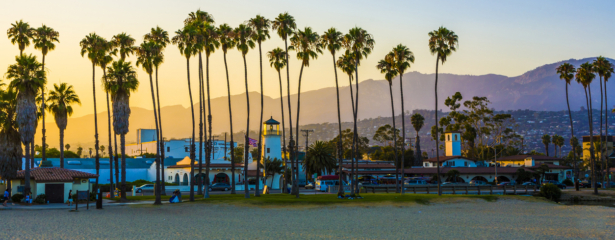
{"left": 0, "top": 87, "right": 22, "bottom": 192}
{"left": 445, "top": 169, "right": 460, "bottom": 183}
{"left": 576, "top": 62, "right": 598, "bottom": 194}
{"left": 411, "top": 113, "right": 425, "bottom": 164}
{"left": 329, "top": 129, "right": 369, "bottom": 159}
{"left": 263, "top": 157, "right": 284, "bottom": 189}
{"left": 541, "top": 134, "right": 551, "bottom": 156}
{"left": 7, "top": 20, "right": 34, "bottom": 56}
{"left": 557, "top": 62, "right": 578, "bottom": 189}
{"left": 372, "top": 124, "right": 402, "bottom": 147}
{"left": 76, "top": 146, "right": 83, "bottom": 158}
{"left": 303, "top": 141, "right": 336, "bottom": 177}
{"left": 46, "top": 83, "right": 80, "bottom": 168}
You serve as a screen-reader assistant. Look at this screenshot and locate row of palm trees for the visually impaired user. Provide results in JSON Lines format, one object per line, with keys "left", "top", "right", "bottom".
{"left": 540, "top": 134, "right": 565, "bottom": 157}
{"left": 558, "top": 57, "right": 614, "bottom": 193}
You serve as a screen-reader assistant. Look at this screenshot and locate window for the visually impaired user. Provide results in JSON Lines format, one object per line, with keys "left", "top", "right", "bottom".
{"left": 448, "top": 135, "right": 450, "bottom": 141}
{"left": 455, "top": 135, "right": 458, "bottom": 141}
{"left": 267, "top": 148, "right": 270, "bottom": 153}
{"left": 167, "top": 147, "right": 170, "bottom": 152}
{"left": 464, "top": 161, "right": 468, "bottom": 167}
{"left": 185, "top": 147, "right": 189, "bottom": 152}
{"left": 73, "top": 179, "right": 81, "bottom": 185}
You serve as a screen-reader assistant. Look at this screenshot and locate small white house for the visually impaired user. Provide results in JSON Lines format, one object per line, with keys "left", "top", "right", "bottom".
{"left": 11, "top": 167, "right": 98, "bottom": 203}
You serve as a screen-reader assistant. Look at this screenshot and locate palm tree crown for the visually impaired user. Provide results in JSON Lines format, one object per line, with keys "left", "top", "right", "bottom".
{"left": 576, "top": 62, "right": 596, "bottom": 88}
{"left": 6, "top": 54, "right": 45, "bottom": 96}
{"left": 428, "top": 27, "right": 459, "bottom": 63}
{"left": 556, "top": 63, "right": 576, "bottom": 84}
{"left": 7, "top": 20, "right": 35, "bottom": 54}
{"left": 272, "top": 12, "right": 296, "bottom": 40}
{"left": 376, "top": 53, "right": 398, "bottom": 83}
{"left": 391, "top": 44, "right": 414, "bottom": 75}
{"left": 217, "top": 24, "right": 236, "bottom": 54}
{"left": 411, "top": 113, "right": 425, "bottom": 133}
{"left": 33, "top": 25, "right": 60, "bottom": 56}
{"left": 234, "top": 24, "right": 255, "bottom": 56}
{"left": 46, "top": 83, "right": 80, "bottom": 130}
{"left": 321, "top": 28, "right": 343, "bottom": 56}
{"left": 268, "top": 47, "right": 287, "bottom": 72}
{"left": 290, "top": 27, "right": 322, "bottom": 67}
{"left": 111, "top": 33, "right": 136, "bottom": 61}
{"left": 172, "top": 26, "right": 198, "bottom": 59}
{"left": 248, "top": 15, "right": 271, "bottom": 44}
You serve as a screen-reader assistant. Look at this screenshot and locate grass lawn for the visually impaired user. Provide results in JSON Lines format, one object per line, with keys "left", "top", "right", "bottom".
{"left": 109, "top": 193, "right": 508, "bottom": 206}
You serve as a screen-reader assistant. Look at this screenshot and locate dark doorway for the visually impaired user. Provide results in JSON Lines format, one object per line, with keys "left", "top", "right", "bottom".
{"left": 45, "top": 184, "right": 65, "bottom": 203}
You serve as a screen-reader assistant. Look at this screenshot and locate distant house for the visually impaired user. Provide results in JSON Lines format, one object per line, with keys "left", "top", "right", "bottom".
{"left": 11, "top": 166, "right": 98, "bottom": 203}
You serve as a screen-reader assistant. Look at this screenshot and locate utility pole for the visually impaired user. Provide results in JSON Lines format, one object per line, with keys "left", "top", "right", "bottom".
{"left": 301, "top": 129, "right": 314, "bottom": 184}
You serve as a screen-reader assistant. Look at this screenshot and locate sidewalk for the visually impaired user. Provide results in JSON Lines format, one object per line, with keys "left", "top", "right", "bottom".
{"left": 0, "top": 199, "right": 155, "bottom": 211}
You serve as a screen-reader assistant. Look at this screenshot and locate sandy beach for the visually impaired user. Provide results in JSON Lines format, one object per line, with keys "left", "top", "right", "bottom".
{"left": 1, "top": 198, "right": 614, "bottom": 239}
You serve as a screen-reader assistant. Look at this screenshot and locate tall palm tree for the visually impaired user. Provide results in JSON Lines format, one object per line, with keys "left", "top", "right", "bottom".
{"left": 604, "top": 63, "right": 614, "bottom": 188}
{"left": 111, "top": 33, "right": 136, "bottom": 61}
{"left": 103, "top": 59, "right": 139, "bottom": 201}
{"left": 321, "top": 27, "right": 344, "bottom": 197}
{"left": 46, "top": 83, "right": 80, "bottom": 170}
{"left": 234, "top": 24, "right": 255, "bottom": 198}
{"left": 272, "top": 13, "right": 297, "bottom": 194}
{"left": 218, "top": 23, "right": 237, "bottom": 194}
{"left": 248, "top": 15, "right": 271, "bottom": 197}
{"left": 201, "top": 23, "right": 219, "bottom": 199}
{"left": 376, "top": 53, "right": 400, "bottom": 193}
{"left": 336, "top": 50, "right": 356, "bottom": 184}
{"left": 411, "top": 113, "right": 425, "bottom": 166}
{"left": 136, "top": 41, "right": 163, "bottom": 205}
{"left": 172, "top": 26, "right": 198, "bottom": 201}
{"left": 80, "top": 33, "right": 104, "bottom": 189}
{"left": 391, "top": 44, "right": 414, "bottom": 194}
{"left": 556, "top": 63, "right": 578, "bottom": 189}
{"left": 290, "top": 27, "right": 322, "bottom": 198}
{"left": 593, "top": 57, "right": 611, "bottom": 187}
{"left": 7, "top": 20, "right": 34, "bottom": 56}
{"left": 33, "top": 25, "right": 59, "bottom": 165}
{"left": 98, "top": 39, "right": 116, "bottom": 187}
{"left": 145, "top": 26, "right": 170, "bottom": 194}
{"left": 6, "top": 54, "right": 45, "bottom": 196}
{"left": 576, "top": 62, "right": 598, "bottom": 194}
{"left": 428, "top": 26, "right": 458, "bottom": 196}
{"left": 267, "top": 46, "right": 288, "bottom": 193}
{"left": 343, "top": 27, "right": 375, "bottom": 194}
{"left": 0, "top": 87, "right": 22, "bottom": 196}
{"left": 541, "top": 134, "right": 551, "bottom": 156}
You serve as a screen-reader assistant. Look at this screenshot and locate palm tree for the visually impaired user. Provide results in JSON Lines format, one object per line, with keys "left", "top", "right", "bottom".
{"left": 234, "top": 23, "right": 255, "bottom": 198}
{"left": 98, "top": 39, "right": 116, "bottom": 187}
{"left": 46, "top": 83, "right": 80, "bottom": 169}
{"left": 291, "top": 27, "right": 322, "bottom": 198}
{"left": 321, "top": 27, "right": 344, "bottom": 197}
{"left": 172, "top": 26, "right": 198, "bottom": 201}
{"left": 303, "top": 141, "right": 336, "bottom": 178}
{"left": 576, "top": 62, "right": 598, "bottom": 194}
{"left": 218, "top": 23, "right": 237, "bottom": 194}
{"left": 80, "top": 33, "right": 104, "bottom": 189}
{"left": 272, "top": 13, "right": 297, "bottom": 194}
{"left": 136, "top": 41, "right": 162, "bottom": 205}
{"left": 376, "top": 53, "right": 400, "bottom": 193}
{"left": 248, "top": 15, "right": 271, "bottom": 197}
{"left": 343, "top": 27, "right": 375, "bottom": 195}
{"left": 145, "top": 26, "right": 170, "bottom": 194}
{"left": 103, "top": 59, "right": 139, "bottom": 201}
{"left": 6, "top": 54, "right": 45, "bottom": 196}
{"left": 111, "top": 33, "right": 136, "bottom": 61}
{"left": 0, "top": 87, "right": 22, "bottom": 195}
{"left": 593, "top": 57, "right": 611, "bottom": 187}
{"left": 336, "top": 50, "right": 356, "bottom": 184}
{"left": 556, "top": 63, "right": 578, "bottom": 189}
{"left": 201, "top": 22, "right": 219, "bottom": 199}
{"left": 604, "top": 62, "right": 614, "bottom": 188}
{"left": 541, "top": 134, "right": 551, "bottom": 156}
{"left": 411, "top": 113, "right": 425, "bottom": 166}
{"left": 7, "top": 20, "right": 34, "bottom": 56}
{"left": 263, "top": 157, "right": 284, "bottom": 189}
{"left": 428, "top": 26, "right": 458, "bottom": 196}
{"left": 33, "top": 25, "right": 59, "bottom": 165}
{"left": 267, "top": 46, "right": 288, "bottom": 189}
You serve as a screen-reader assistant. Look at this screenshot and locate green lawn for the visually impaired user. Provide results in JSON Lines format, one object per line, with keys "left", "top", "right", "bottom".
{"left": 109, "top": 193, "right": 501, "bottom": 206}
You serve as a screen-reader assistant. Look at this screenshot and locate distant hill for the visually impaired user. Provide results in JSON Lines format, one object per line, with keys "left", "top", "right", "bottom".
{"left": 37, "top": 57, "right": 614, "bottom": 150}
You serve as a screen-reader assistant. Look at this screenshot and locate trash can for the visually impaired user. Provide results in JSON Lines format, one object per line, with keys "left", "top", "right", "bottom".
{"left": 96, "top": 192, "right": 103, "bottom": 209}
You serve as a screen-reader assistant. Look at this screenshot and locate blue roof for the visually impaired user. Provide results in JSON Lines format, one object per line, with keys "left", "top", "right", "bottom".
{"left": 264, "top": 117, "right": 280, "bottom": 125}
{"left": 33, "top": 157, "right": 184, "bottom": 169}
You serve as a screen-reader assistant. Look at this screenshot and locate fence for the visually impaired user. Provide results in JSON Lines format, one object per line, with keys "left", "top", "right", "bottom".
{"left": 362, "top": 184, "right": 538, "bottom": 195}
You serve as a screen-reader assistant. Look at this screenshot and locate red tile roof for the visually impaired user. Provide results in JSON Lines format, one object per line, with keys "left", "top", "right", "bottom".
{"left": 168, "top": 163, "right": 244, "bottom": 169}
{"left": 15, "top": 167, "right": 98, "bottom": 182}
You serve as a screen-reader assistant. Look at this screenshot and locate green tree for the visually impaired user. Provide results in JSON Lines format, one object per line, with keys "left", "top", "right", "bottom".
{"left": 76, "top": 146, "right": 83, "bottom": 157}
{"left": 46, "top": 83, "right": 80, "bottom": 168}
{"left": 376, "top": 53, "right": 401, "bottom": 192}
{"left": 445, "top": 169, "right": 460, "bottom": 183}
{"left": 65, "top": 144, "right": 70, "bottom": 151}
{"left": 0, "top": 87, "right": 22, "bottom": 193}
{"left": 556, "top": 62, "right": 578, "bottom": 189}
{"left": 576, "top": 62, "right": 598, "bottom": 194}
{"left": 429, "top": 26, "right": 459, "bottom": 196}
{"left": 593, "top": 56, "right": 614, "bottom": 188}
{"left": 391, "top": 44, "right": 415, "bottom": 182}
{"left": 7, "top": 20, "right": 34, "bottom": 56}
{"left": 234, "top": 23, "right": 255, "bottom": 199}
{"left": 373, "top": 124, "right": 402, "bottom": 147}
{"left": 411, "top": 113, "right": 425, "bottom": 164}
{"left": 98, "top": 38, "right": 118, "bottom": 192}
{"left": 172, "top": 25, "right": 197, "bottom": 201}
{"left": 303, "top": 141, "right": 336, "bottom": 178}
{"left": 218, "top": 24, "right": 237, "bottom": 194}
{"left": 602, "top": 62, "right": 614, "bottom": 188}
{"left": 6, "top": 54, "right": 45, "bottom": 195}
{"left": 103, "top": 59, "right": 139, "bottom": 201}
{"left": 541, "top": 134, "right": 551, "bottom": 156}
{"left": 263, "top": 157, "right": 284, "bottom": 189}
{"left": 111, "top": 33, "right": 136, "bottom": 61}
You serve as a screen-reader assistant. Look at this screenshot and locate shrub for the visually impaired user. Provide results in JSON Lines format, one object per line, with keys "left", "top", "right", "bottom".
{"left": 540, "top": 183, "right": 562, "bottom": 201}
{"left": 562, "top": 179, "right": 574, "bottom": 186}
{"left": 34, "top": 194, "right": 46, "bottom": 204}
{"left": 11, "top": 193, "right": 23, "bottom": 203}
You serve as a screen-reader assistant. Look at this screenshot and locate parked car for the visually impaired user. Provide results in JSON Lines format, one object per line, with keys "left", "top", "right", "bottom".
{"left": 580, "top": 182, "right": 602, "bottom": 188}
{"left": 305, "top": 182, "right": 314, "bottom": 189}
{"left": 497, "top": 182, "right": 512, "bottom": 188}
{"left": 469, "top": 180, "right": 489, "bottom": 186}
{"left": 542, "top": 180, "right": 567, "bottom": 189}
{"left": 441, "top": 182, "right": 453, "bottom": 185}
{"left": 209, "top": 183, "right": 231, "bottom": 191}
{"left": 135, "top": 184, "right": 154, "bottom": 193}
{"left": 405, "top": 179, "right": 427, "bottom": 185}
{"left": 522, "top": 182, "right": 538, "bottom": 186}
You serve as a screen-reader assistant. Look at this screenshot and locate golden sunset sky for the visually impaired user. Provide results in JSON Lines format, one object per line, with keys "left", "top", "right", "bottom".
{"left": 2, "top": 0, "right": 614, "bottom": 118}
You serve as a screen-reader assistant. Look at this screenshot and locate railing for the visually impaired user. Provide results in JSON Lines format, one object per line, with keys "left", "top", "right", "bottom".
{"left": 362, "top": 184, "right": 538, "bottom": 195}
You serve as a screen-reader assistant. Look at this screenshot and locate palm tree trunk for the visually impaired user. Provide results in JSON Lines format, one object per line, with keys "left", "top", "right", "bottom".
{"left": 294, "top": 64, "right": 305, "bottom": 198}
{"left": 120, "top": 134, "right": 127, "bottom": 201}
{"left": 243, "top": 55, "right": 251, "bottom": 199}
{"left": 255, "top": 42, "right": 264, "bottom": 197}
{"left": 347, "top": 74, "right": 356, "bottom": 193}
{"left": 588, "top": 87, "right": 598, "bottom": 194}
{"left": 31, "top": 142, "right": 34, "bottom": 169}
{"left": 186, "top": 57, "right": 196, "bottom": 202}
{"left": 24, "top": 142, "right": 31, "bottom": 195}
{"left": 353, "top": 55, "right": 360, "bottom": 195}
{"left": 147, "top": 72, "right": 162, "bottom": 205}
{"left": 606, "top": 78, "right": 611, "bottom": 188}
{"left": 399, "top": 72, "right": 407, "bottom": 195}
{"left": 155, "top": 66, "right": 166, "bottom": 195}
{"left": 205, "top": 53, "right": 213, "bottom": 199}
{"left": 106, "top": 91, "right": 114, "bottom": 191}
{"left": 224, "top": 53, "right": 236, "bottom": 194}
{"left": 332, "top": 54, "right": 344, "bottom": 198}
{"left": 285, "top": 38, "right": 296, "bottom": 195}
{"left": 388, "top": 83, "right": 399, "bottom": 194}
{"left": 435, "top": 56, "right": 442, "bottom": 196}
{"left": 114, "top": 133, "right": 119, "bottom": 191}
{"left": 600, "top": 76, "right": 605, "bottom": 188}
{"left": 91, "top": 62, "right": 100, "bottom": 190}
{"left": 41, "top": 54, "right": 47, "bottom": 165}
{"left": 197, "top": 52, "right": 204, "bottom": 196}
{"left": 278, "top": 68, "right": 287, "bottom": 194}
{"left": 60, "top": 128, "right": 64, "bottom": 170}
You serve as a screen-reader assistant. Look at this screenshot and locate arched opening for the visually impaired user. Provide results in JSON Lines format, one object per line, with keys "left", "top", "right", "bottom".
{"left": 471, "top": 176, "right": 488, "bottom": 182}
{"left": 174, "top": 173, "right": 180, "bottom": 185}
{"left": 445, "top": 176, "right": 465, "bottom": 183}
{"left": 497, "top": 176, "right": 510, "bottom": 183}
{"left": 182, "top": 173, "right": 189, "bottom": 186}
{"left": 195, "top": 173, "right": 206, "bottom": 186}
{"left": 213, "top": 173, "right": 230, "bottom": 184}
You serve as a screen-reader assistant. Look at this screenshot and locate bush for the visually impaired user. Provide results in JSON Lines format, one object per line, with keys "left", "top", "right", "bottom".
{"left": 540, "top": 183, "right": 562, "bottom": 201}
{"left": 11, "top": 193, "right": 23, "bottom": 203}
{"left": 34, "top": 194, "right": 46, "bottom": 204}
{"left": 562, "top": 179, "right": 574, "bottom": 186}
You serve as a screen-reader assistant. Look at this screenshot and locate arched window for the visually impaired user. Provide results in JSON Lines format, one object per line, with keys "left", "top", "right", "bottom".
{"left": 448, "top": 135, "right": 450, "bottom": 141}
{"left": 455, "top": 134, "right": 458, "bottom": 141}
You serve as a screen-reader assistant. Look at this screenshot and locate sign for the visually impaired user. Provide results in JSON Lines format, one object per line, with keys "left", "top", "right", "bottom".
{"left": 77, "top": 191, "right": 89, "bottom": 201}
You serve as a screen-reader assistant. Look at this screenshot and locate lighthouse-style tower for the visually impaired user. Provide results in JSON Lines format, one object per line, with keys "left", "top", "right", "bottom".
{"left": 262, "top": 117, "right": 282, "bottom": 161}
{"left": 445, "top": 131, "right": 462, "bottom": 156}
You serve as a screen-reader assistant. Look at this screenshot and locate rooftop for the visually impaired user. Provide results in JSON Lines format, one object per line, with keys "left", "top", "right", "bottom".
{"left": 15, "top": 167, "right": 99, "bottom": 182}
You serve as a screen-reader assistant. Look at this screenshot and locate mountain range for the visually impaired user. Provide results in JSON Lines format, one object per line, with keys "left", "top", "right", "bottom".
{"left": 35, "top": 57, "right": 614, "bottom": 150}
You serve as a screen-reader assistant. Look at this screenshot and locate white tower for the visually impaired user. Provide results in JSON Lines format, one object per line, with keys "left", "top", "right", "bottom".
{"left": 262, "top": 117, "right": 282, "bottom": 189}
{"left": 445, "top": 131, "right": 461, "bottom": 156}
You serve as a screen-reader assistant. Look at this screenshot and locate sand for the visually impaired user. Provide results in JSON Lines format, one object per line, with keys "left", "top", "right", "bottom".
{"left": 1, "top": 198, "right": 614, "bottom": 239}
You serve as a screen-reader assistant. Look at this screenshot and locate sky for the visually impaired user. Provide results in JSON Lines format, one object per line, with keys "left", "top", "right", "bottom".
{"left": 1, "top": 0, "right": 614, "bottom": 118}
